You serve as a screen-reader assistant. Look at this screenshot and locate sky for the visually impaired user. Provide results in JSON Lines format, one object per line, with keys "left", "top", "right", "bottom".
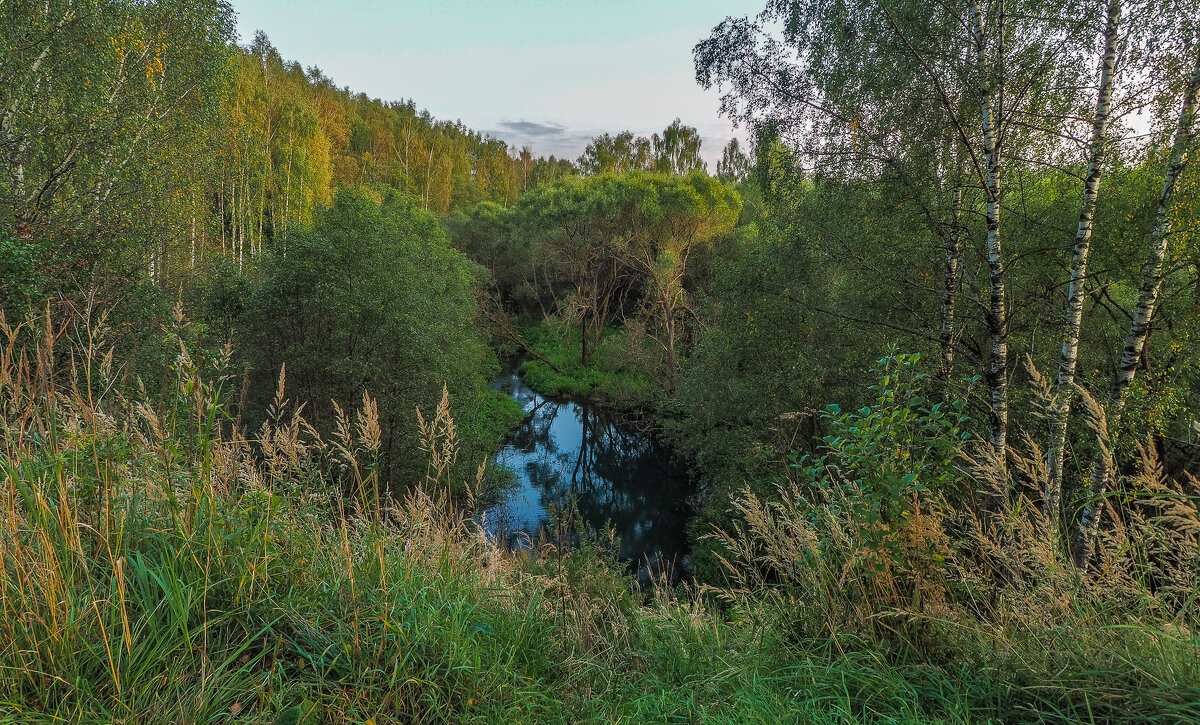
{"left": 230, "top": 0, "right": 765, "bottom": 169}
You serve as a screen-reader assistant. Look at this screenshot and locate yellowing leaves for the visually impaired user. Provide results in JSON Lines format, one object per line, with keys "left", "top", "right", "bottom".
{"left": 147, "top": 42, "right": 167, "bottom": 83}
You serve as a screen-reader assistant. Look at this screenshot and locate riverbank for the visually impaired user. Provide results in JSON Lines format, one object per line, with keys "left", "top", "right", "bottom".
{"left": 513, "top": 322, "right": 664, "bottom": 416}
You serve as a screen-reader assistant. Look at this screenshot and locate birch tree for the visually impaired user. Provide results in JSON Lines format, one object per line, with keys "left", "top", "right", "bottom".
{"left": 653, "top": 119, "right": 707, "bottom": 175}
{"left": 716, "top": 139, "right": 752, "bottom": 183}
{"left": 0, "top": 0, "right": 233, "bottom": 235}
{"left": 578, "top": 132, "right": 655, "bottom": 175}
{"left": 1045, "top": 0, "right": 1124, "bottom": 530}
{"left": 1073, "top": 36, "right": 1200, "bottom": 569}
{"left": 696, "top": 0, "right": 1088, "bottom": 485}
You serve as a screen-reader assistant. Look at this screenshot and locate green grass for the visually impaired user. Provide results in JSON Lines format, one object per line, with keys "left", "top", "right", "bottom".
{"left": 4, "top": 324, "right": 1200, "bottom": 723}
{"left": 516, "top": 321, "right": 660, "bottom": 411}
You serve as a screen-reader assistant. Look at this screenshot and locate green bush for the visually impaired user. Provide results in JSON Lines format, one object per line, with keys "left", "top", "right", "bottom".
{"left": 238, "top": 187, "right": 509, "bottom": 489}
{"left": 0, "top": 229, "right": 45, "bottom": 317}
{"left": 796, "top": 351, "right": 972, "bottom": 544}
{"left": 517, "top": 320, "right": 660, "bottom": 411}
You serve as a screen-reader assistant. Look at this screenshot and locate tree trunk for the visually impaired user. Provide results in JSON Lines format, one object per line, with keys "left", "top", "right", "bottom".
{"left": 219, "top": 182, "right": 226, "bottom": 256}
{"left": 664, "top": 305, "right": 677, "bottom": 388}
{"left": 234, "top": 173, "right": 242, "bottom": 272}
{"left": 482, "top": 299, "right": 562, "bottom": 373}
{"left": 581, "top": 308, "right": 591, "bottom": 365}
{"left": 1073, "top": 41, "right": 1200, "bottom": 570}
{"left": 972, "top": 0, "right": 1009, "bottom": 484}
{"left": 241, "top": 169, "right": 248, "bottom": 266}
{"left": 258, "top": 172, "right": 266, "bottom": 256}
{"left": 284, "top": 146, "right": 292, "bottom": 231}
{"left": 1046, "top": 0, "right": 1121, "bottom": 532}
{"left": 939, "top": 184, "right": 963, "bottom": 382}
{"left": 424, "top": 145, "right": 434, "bottom": 211}
{"left": 159, "top": 235, "right": 168, "bottom": 287}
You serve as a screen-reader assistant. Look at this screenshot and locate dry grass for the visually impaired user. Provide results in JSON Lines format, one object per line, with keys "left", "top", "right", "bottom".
{"left": 0, "top": 309, "right": 776, "bottom": 723}
{"left": 703, "top": 356, "right": 1200, "bottom": 721}
{"left": 713, "top": 435, "right": 1200, "bottom": 626}
{"left": 4, "top": 309, "right": 1199, "bottom": 722}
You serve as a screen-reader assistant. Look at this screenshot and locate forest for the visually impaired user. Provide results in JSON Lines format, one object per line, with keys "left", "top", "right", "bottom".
{"left": 3, "top": 0, "right": 1200, "bottom": 722}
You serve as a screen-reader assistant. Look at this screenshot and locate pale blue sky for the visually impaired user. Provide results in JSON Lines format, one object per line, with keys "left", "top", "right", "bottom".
{"left": 230, "top": 0, "right": 764, "bottom": 167}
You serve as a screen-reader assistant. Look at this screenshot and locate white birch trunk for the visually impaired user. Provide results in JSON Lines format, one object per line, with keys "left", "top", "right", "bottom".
{"left": 425, "top": 145, "right": 434, "bottom": 211}
{"left": 219, "top": 181, "right": 225, "bottom": 256}
{"left": 1073, "top": 41, "right": 1200, "bottom": 570}
{"left": 939, "top": 184, "right": 963, "bottom": 382}
{"left": 971, "top": 0, "right": 1009, "bottom": 483}
{"left": 1045, "top": 0, "right": 1121, "bottom": 531}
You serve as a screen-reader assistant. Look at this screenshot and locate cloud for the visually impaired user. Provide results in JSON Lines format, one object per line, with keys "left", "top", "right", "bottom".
{"left": 486, "top": 120, "right": 589, "bottom": 160}
{"left": 494, "top": 119, "right": 567, "bottom": 138}
{"left": 485, "top": 120, "right": 745, "bottom": 168}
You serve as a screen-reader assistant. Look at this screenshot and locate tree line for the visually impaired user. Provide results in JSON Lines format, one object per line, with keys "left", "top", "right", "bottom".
{"left": 0, "top": 0, "right": 727, "bottom": 497}
{"left": 690, "top": 0, "right": 1200, "bottom": 569}
{"left": 1, "top": 3, "right": 581, "bottom": 299}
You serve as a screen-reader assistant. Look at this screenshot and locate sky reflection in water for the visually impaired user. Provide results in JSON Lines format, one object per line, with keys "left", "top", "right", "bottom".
{"left": 485, "top": 364, "right": 691, "bottom": 577}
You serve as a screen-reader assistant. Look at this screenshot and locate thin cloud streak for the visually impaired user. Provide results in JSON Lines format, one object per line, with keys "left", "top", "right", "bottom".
{"left": 495, "top": 120, "right": 567, "bottom": 137}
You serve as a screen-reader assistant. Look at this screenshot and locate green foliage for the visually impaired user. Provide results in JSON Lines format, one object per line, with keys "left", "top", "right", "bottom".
{"left": 576, "top": 120, "right": 707, "bottom": 176}
{"left": 779, "top": 352, "right": 973, "bottom": 579}
{"left": 443, "top": 201, "right": 527, "bottom": 296}
{"left": 516, "top": 321, "right": 659, "bottom": 410}
{"left": 667, "top": 147, "right": 912, "bottom": 576}
{"left": 577, "top": 131, "right": 655, "bottom": 175}
{"left": 460, "top": 171, "right": 740, "bottom": 382}
{"left": 801, "top": 352, "right": 971, "bottom": 526}
{"left": 716, "top": 138, "right": 752, "bottom": 183}
{"left": 1, "top": 0, "right": 235, "bottom": 285}
{"left": 0, "top": 229, "right": 46, "bottom": 316}
{"left": 239, "top": 187, "right": 505, "bottom": 488}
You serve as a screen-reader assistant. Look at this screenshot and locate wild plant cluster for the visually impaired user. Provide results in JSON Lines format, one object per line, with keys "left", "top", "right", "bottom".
{"left": 4, "top": 308, "right": 1200, "bottom": 722}
{"left": 0, "top": 309, "right": 557, "bottom": 719}
{"left": 0, "top": 310, "right": 809, "bottom": 722}
{"left": 710, "top": 353, "right": 1200, "bottom": 717}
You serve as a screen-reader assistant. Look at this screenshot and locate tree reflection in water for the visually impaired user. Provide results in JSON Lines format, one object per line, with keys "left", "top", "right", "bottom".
{"left": 485, "top": 363, "right": 691, "bottom": 581}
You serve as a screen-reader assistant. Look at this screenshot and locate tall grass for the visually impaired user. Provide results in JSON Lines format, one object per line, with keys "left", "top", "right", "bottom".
{"left": 0, "top": 310, "right": 793, "bottom": 723}
{"left": 708, "top": 354, "right": 1200, "bottom": 722}
{"left": 3, "top": 311, "right": 1199, "bottom": 723}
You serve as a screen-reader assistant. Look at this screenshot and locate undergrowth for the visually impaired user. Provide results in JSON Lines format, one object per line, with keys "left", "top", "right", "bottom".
{"left": 2, "top": 313, "right": 1199, "bottom": 724}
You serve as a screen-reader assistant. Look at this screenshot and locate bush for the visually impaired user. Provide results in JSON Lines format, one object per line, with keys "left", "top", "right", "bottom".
{"left": 517, "top": 319, "right": 661, "bottom": 411}
{"left": 239, "top": 187, "right": 510, "bottom": 490}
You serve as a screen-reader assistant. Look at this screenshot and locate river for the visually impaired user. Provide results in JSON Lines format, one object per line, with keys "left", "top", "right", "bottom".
{"left": 485, "top": 360, "right": 692, "bottom": 581}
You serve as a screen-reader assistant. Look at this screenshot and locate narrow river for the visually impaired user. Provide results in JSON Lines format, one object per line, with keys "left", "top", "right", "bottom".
{"left": 485, "top": 359, "right": 692, "bottom": 581}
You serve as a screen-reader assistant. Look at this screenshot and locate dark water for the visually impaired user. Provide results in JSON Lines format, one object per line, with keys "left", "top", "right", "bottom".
{"left": 485, "top": 360, "right": 692, "bottom": 580}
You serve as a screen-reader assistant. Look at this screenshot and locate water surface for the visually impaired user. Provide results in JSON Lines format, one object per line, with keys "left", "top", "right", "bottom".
{"left": 485, "top": 361, "right": 691, "bottom": 580}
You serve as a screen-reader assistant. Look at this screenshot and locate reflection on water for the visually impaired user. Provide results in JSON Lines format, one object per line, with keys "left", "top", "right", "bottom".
{"left": 485, "top": 361, "right": 691, "bottom": 580}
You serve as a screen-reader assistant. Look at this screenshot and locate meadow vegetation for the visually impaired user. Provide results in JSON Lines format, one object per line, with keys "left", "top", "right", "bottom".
{"left": 5, "top": 0, "right": 1200, "bottom": 721}
{"left": 3, "top": 315, "right": 1200, "bottom": 723}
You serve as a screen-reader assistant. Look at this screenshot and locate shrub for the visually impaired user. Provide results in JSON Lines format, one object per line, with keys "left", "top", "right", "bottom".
{"left": 239, "top": 187, "right": 507, "bottom": 490}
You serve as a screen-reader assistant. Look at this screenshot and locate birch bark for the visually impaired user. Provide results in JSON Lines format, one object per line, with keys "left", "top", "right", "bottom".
{"left": 971, "top": 0, "right": 1010, "bottom": 481}
{"left": 1073, "top": 40, "right": 1200, "bottom": 569}
{"left": 1045, "top": 0, "right": 1122, "bottom": 531}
